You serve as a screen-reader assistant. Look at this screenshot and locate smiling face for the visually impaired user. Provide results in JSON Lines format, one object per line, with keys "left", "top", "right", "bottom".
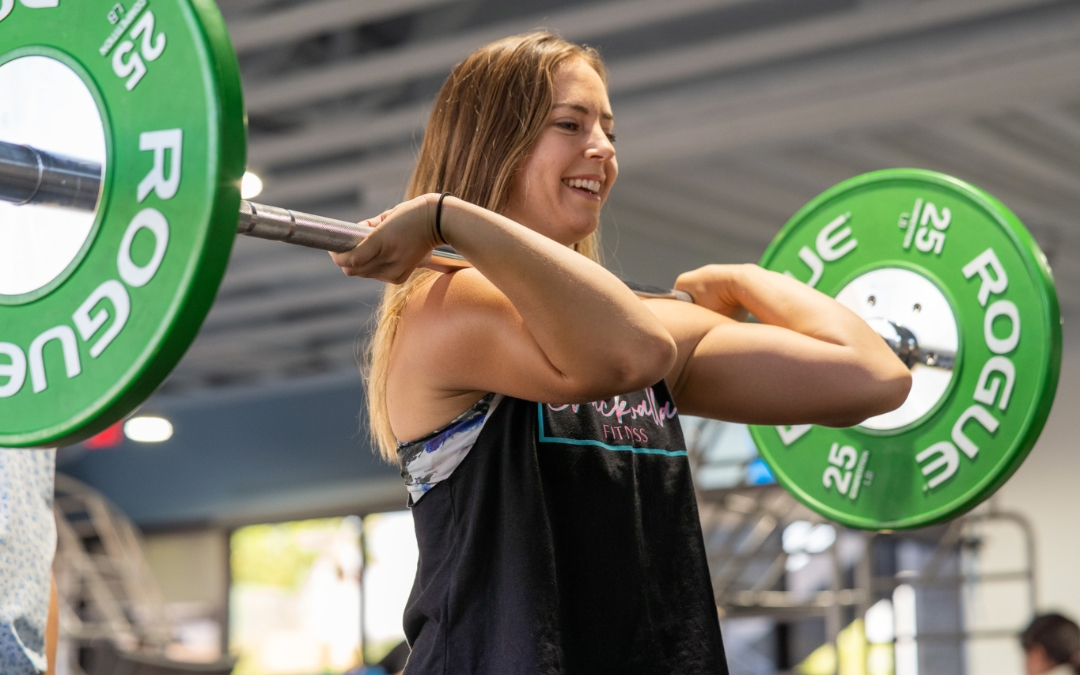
{"left": 502, "top": 57, "right": 617, "bottom": 246}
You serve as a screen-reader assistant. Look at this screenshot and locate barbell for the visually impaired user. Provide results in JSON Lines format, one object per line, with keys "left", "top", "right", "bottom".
{"left": 0, "top": 0, "right": 1060, "bottom": 529}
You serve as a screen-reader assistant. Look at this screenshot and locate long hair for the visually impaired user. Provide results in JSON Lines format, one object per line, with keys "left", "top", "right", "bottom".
{"left": 366, "top": 32, "right": 608, "bottom": 461}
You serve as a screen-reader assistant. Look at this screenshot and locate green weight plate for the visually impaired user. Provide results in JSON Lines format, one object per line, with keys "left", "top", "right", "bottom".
{"left": 749, "top": 169, "right": 1061, "bottom": 530}
{"left": 0, "top": 0, "right": 245, "bottom": 446}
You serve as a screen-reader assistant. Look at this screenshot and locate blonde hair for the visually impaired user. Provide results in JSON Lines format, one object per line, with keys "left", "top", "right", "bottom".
{"left": 366, "top": 32, "right": 607, "bottom": 461}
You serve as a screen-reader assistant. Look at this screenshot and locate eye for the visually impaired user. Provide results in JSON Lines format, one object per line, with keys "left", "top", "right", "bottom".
{"left": 605, "top": 131, "right": 618, "bottom": 143}
{"left": 556, "top": 120, "right": 580, "bottom": 132}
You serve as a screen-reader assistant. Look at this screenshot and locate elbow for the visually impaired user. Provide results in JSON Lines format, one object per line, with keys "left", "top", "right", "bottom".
{"left": 873, "top": 355, "right": 914, "bottom": 416}
{"left": 620, "top": 331, "right": 679, "bottom": 391}
{"left": 882, "top": 365, "right": 913, "bottom": 413}
{"left": 565, "top": 331, "right": 677, "bottom": 401}
{"left": 829, "top": 363, "right": 912, "bottom": 428}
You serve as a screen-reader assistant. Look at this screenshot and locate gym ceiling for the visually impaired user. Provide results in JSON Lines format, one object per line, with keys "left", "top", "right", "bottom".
{"left": 165, "top": 0, "right": 1080, "bottom": 398}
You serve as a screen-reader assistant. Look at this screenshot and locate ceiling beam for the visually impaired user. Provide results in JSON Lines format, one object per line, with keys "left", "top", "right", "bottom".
{"left": 248, "top": 105, "right": 428, "bottom": 168}
{"left": 227, "top": 0, "right": 459, "bottom": 53}
{"left": 664, "top": 157, "right": 811, "bottom": 221}
{"left": 247, "top": 0, "right": 1067, "bottom": 174}
{"left": 182, "top": 313, "right": 369, "bottom": 364}
{"left": 911, "top": 118, "right": 1080, "bottom": 205}
{"left": 243, "top": 0, "right": 753, "bottom": 114}
{"left": 611, "top": 180, "right": 775, "bottom": 250}
{"left": 202, "top": 285, "right": 370, "bottom": 335}
{"left": 1014, "top": 105, "right": 1080, "bottom": 145}
{"left": 260, "top": 149, "right": 417, "bottom": 206}
{"left": 810, "top": 133, "right": 1077, "bottom": 243}
{"left": 605, "top": 0, "right": 1060, "bottom": 93}
{"left": 613, "top": 42, "right": 1080, "bottom": 167}
{"left": 258, "top": 17, "right": 1080, "bottom": 208}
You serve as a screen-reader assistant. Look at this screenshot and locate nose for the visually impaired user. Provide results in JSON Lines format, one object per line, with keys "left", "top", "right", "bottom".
{"left": 584, "top": 122, "right": 615, "bottom": 162}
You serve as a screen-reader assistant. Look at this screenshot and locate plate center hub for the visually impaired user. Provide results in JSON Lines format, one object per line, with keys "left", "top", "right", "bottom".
{"left": 835, "top": 267, "right": 959, "bottom": 432}
{"left": 0, "top": 55, "right": 105, "bottom": 298}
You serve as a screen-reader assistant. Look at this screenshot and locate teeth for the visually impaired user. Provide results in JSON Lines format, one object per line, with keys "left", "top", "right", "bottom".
{"left": 564, "top": 178, "right": 601, "bottom": 194}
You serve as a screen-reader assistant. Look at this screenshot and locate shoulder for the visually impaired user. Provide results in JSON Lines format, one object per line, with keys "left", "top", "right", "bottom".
{"left": 399, "top": 268, "right": 519, "bottom": 339}
{"left": 386, "top": 270, "right": 499, "bottom": 442}
{"left": 408, "top": 267, "right": 512, "bottom": 313}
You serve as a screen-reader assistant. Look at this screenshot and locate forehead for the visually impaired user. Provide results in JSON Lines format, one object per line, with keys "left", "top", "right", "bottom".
{"left": 552, "top": 58, "right": 612, "bottom": 118}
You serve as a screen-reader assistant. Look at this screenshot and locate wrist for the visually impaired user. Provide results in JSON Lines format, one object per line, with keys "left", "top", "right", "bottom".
{"left": 709, "top": 263, "right": 753, "bottom": 320}
{"left": 726, "top": 263, "right": 756, "bottom": 299}
{"left": 421, "top": 192, "right": 446, "bottom": 246}
{"left": 434, "top": 192, "right": 455, "bottom": 246}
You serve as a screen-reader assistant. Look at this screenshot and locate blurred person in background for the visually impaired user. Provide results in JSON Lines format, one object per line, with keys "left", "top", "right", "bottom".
{"left": 1022, "top": 613, "right": 1080, "bottom": 675}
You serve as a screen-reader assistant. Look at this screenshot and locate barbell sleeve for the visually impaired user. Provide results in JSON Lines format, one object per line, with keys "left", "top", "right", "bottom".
{"left": 0, "top": 141, "right": 689, "bottom": 296}
{"left": 0, "top": 139, "right": 102, "bottom": 211}
{"left": 237, "top": 199, "right": 473, "bottom": 274}
{"left": 236, "top": 201, "right": 695, "bottom": 296}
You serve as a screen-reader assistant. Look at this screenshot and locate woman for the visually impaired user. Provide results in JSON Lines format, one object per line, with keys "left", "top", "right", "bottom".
{"left": 331, "top": 32, "right": 910, "bottom": 674}
{"left": 1022, "top": 613, "right": 1080, "bottom": 675}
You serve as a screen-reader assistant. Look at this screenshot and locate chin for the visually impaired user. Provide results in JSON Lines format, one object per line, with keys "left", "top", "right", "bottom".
{"left": 561, "top": 221, "right": 599, "bottom": 247}
{"left": 562, "top": 209, "right": 601, "bottom": 233}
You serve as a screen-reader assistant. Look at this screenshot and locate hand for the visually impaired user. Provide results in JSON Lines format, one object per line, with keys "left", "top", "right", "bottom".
{"left": 329, "top": 194, "right": 441, "bottom": 284}
{"left": 674, "top": 264, "right": 752, "bottom": 320}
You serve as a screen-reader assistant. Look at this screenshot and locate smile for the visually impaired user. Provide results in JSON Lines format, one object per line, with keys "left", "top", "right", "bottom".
{"left": 562, "top": 178, "right": 602, "bottom": 195}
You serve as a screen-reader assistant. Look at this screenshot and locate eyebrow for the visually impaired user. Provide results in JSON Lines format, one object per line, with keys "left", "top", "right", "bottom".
{"left": 553, "top": 102, "right": 614, "bottom": 122}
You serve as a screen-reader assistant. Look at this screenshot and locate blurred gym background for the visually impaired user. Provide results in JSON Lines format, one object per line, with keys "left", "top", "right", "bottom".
{"left": 53, "top": 0, "right": 1080, "bottom": 673}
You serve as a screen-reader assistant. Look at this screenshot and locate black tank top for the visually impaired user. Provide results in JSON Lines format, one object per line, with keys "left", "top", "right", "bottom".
{"left": 399, "top": 381, "right": 729, "bottom": 674}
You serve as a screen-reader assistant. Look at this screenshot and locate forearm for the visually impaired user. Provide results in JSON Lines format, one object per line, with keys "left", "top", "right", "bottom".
{"left": 727, "top": 265, "right": 875, "bottom": 347}
{"left": 441, "top": 198, "right": 674, "bottom": 391}
{"left": 668, "top": 265, "right": 911, "bottom": 423}
{"left": 728, "top": 265, "right": 909, "bottom": 392}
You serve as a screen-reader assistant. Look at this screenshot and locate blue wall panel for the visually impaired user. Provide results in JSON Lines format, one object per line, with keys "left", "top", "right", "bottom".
{"left": 57, "top": 374, "right": 402, "bottom": 528}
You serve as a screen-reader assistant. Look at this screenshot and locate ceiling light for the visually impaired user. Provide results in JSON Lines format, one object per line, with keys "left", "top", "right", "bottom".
{"left": 804, "top": 524, "right": 836, "bottom": 553}
{"left": 124, "top": 416, "right": 173, "bottom": 443}
{"left": 782, "top": 520, "right": 812, "bottom": 554}
{"left": 865, "top": 599, "right": 895, "bottom": 644}
{"left": 241, "top": 171, "right": 263, "bottom": 199}
{"left": 893, "top": 584, "right": 917, "bottom": 640}
{"left": 785, "top": 552, "right": 811, "bottom": 573}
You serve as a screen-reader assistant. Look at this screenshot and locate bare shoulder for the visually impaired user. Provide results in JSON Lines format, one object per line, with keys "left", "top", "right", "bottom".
{"left": 386, "top": 269, "right": 526, "bottom": 442}
{"left": 399, "top": 268, "right": 519, "bottom": 343}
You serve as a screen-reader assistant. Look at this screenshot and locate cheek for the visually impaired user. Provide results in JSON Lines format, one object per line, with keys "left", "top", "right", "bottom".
{"left": 507, "top": 163, "right": 539, "bottom": 206}
{"left": 607, "top": 158, "right": 619, "bottom": 189}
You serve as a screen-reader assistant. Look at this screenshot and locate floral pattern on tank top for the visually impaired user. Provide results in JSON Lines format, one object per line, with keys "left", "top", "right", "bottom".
{"left": 397, "top": 394, "right": 501, "bottom": 504}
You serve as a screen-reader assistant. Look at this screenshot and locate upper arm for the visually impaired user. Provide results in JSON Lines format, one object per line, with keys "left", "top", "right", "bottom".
{"left": 388, "top": 270, "right": 676, "bottom": 441}
{"left": 645, "top": 298, "right": 910, "bottom": 427}
{"left": 391, "top": 269, "right": 630, "bottom": 409}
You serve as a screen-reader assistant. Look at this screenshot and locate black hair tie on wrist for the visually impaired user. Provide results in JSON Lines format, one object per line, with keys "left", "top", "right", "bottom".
{"left": 435, "top": 192, "right": 452, "bottom": 245}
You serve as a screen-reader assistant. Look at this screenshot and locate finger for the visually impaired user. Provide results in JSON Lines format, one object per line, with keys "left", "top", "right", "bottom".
{"left": 335, "top": 245, "right": 387, "bottom": 279}
{"left": 361, "top": 209, "right": 392, "bottom": 230}
{"left": 337, "top": 235, "right": 385, "bottom": 270}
